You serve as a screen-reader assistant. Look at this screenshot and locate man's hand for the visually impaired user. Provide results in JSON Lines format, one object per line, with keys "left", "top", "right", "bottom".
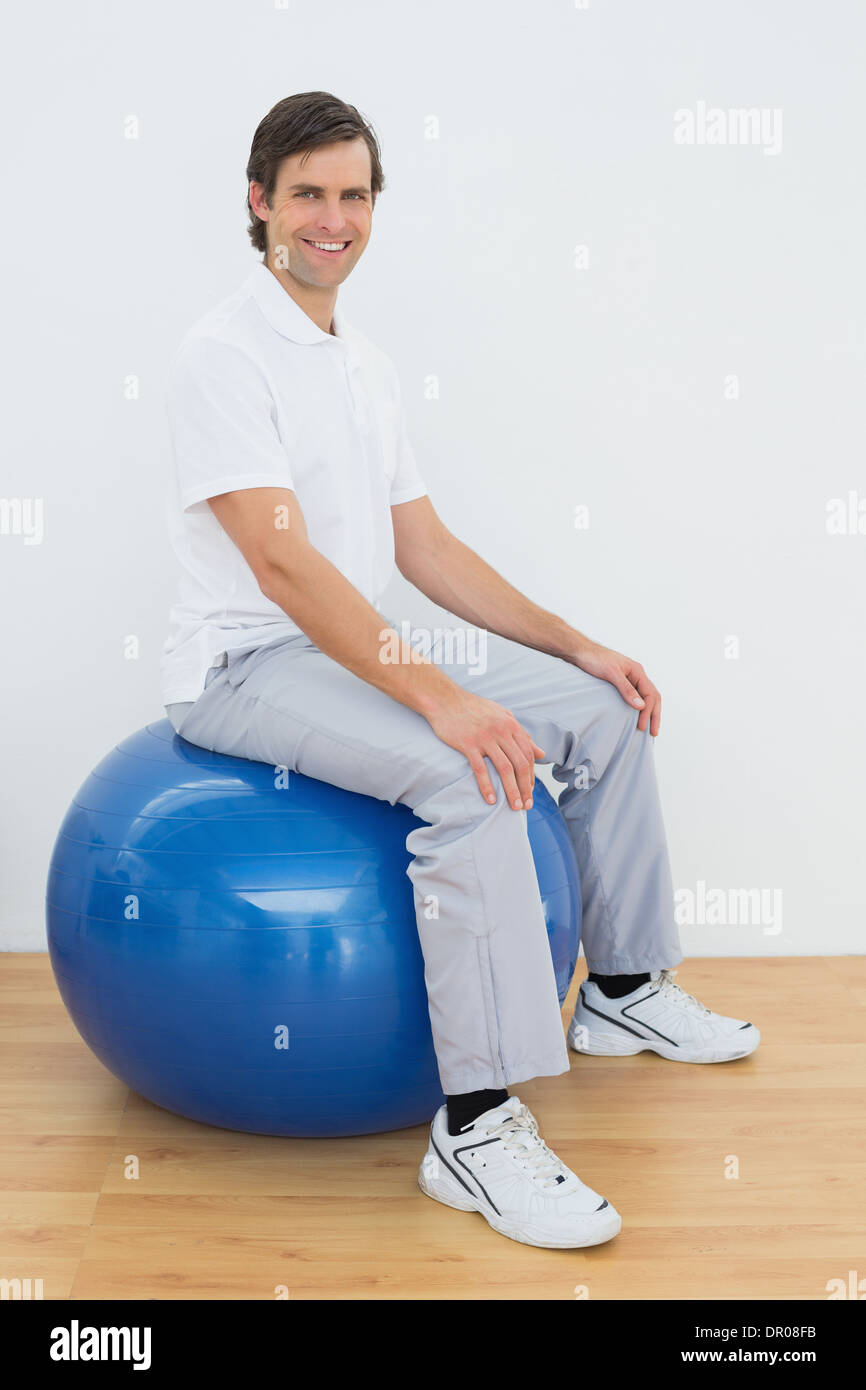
{"left": 423, "top": 688, "right": 545, "bottom": 810}
{"left": 571, "top": 640, "right": 662, "bottom": 737}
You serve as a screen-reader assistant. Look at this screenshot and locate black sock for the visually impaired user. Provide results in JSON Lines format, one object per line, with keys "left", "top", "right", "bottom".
{"left": 446, "top": 1088, "right": 508, "bottom": 1136}
{"left": 588, "top": 972, "right": 651, "bottom": 999}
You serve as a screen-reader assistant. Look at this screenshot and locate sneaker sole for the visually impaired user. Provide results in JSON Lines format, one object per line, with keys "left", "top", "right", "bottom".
{"left": 567, "top": 1022, "right": 760, "bottom": 1064}
{"left": 417, "top": 1169, "right": 622, "bottom": 1249}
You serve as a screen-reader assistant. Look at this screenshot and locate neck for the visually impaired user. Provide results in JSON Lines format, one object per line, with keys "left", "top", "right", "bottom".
{"left": 262, "top": 257, "right": 338, "bottom": 337}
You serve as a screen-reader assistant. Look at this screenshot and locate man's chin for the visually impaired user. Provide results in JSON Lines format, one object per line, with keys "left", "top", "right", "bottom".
{"left": 272, "top": 259, "right": 340, "bottom": 289}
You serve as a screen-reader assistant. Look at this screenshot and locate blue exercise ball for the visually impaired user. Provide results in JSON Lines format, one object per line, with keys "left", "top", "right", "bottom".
{"left": 45, "top": 719, "right": 581, "bottom": 1137}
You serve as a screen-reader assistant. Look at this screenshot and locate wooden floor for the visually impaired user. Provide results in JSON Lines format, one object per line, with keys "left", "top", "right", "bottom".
{"left": 1, "top": 954, "right": 863, "bottom": 1301}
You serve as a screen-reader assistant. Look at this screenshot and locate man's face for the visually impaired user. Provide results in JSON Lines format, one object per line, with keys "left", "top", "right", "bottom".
{"left": 258, "top": 138, "right": 375, "bottom": 287}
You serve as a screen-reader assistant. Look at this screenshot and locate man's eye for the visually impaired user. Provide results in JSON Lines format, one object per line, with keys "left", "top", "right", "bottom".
{"left": 293, "top": 190, "right": 364, "bottom": 200}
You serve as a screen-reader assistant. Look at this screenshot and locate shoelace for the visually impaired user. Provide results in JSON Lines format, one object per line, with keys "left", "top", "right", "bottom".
{"left": 656, "top": 968, "right": 712, "bottom": 1017}
{"left": 482, "top": 1103, "right": 569, "bottom": 1191}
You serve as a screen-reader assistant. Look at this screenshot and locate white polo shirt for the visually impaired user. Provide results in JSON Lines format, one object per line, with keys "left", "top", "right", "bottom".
{"left": 160, "top": 260, "right": 428, "bottom": 704}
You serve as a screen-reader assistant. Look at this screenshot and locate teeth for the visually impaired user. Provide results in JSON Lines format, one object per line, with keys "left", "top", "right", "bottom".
{"left": 307, "top": 240, "right": 348, "bottom": 251}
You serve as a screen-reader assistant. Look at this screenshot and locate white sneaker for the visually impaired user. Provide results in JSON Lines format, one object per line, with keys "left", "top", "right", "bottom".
{"left": 567, "top": 969, "right": 760, "bottom": 1063}
{"left": 418, "top": 1095, "right": 621, "bottom": 1249}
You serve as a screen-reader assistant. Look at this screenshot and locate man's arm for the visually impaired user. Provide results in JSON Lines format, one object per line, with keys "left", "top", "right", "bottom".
{"left": 205, "top": 485, "right": 545, "bottom": 810}
{"left": 392, "top": 495, "right": 662, "bottom": 736}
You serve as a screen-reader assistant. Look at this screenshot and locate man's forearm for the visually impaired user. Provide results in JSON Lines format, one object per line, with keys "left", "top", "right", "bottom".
{"left": 260, "top": 544, "right": 463, "bottom": 718}
{"left": 400, "top": 530, "right": 589, "bottom": 662}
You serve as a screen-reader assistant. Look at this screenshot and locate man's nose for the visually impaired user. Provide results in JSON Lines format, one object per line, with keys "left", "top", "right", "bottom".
{"left": 317, "top": 200, "right": 349, "bottom": 231}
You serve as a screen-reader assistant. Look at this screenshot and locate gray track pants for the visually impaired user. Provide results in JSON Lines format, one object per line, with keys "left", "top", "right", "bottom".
{"left": 165, "top": 617, "right": 682, "bottom": 1093}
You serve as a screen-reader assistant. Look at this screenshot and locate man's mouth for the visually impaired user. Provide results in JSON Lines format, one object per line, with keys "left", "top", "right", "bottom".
{"left": 301, "top": 238, "right": 351, "bottom": 258}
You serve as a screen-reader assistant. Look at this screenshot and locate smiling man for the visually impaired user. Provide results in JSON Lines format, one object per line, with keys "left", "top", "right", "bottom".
{"left": 161, "top": 90, "right": 760, "bottom": 1251}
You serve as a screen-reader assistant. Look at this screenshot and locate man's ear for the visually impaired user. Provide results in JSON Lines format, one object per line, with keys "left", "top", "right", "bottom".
{"left": 249, "top": 181, "right": 269, "bottom": 221}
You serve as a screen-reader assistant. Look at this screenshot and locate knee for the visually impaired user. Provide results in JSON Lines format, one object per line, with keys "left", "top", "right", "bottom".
{"left": 406, "top": 746, "right": 536, "bottom": 841}
{"left": 594, "top": 677, "right": 640, "bottom": 734}
{"left": 400, "top": 738, "right": 474, "bottom": 811}
{"left": 571, "top": 678, "right": 640, "bottom": 776}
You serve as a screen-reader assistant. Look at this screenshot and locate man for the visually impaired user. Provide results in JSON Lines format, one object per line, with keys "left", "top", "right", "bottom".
{"left": 162, "top": 91, "right": 759, "bottom": 1250}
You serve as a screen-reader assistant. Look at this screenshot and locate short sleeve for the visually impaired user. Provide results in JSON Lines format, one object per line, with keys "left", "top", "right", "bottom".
{"left": 166, "top": 336, "right": 294, "bottom": 513}
{"left": 387, "top": 363, "right": 428, "bottom": 506}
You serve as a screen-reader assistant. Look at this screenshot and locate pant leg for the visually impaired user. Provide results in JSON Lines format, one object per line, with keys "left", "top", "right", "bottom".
{"left": 169, "top": 631, "right": 571, "bottom": 1094}
{"left": 446, "top": 626, "right": 684, "bottom": 975}
{"left": 165, "top": 700, "right": 195, "bottom": 733}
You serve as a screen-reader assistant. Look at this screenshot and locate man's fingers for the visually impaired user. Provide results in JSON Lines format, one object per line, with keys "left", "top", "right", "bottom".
{"left": 510, "top": 727, "right": 539, "bottom": 790}
{"left": 488, "top": 747, "right": 524, "bottom": 810}
{"left": 647, "top": 689, "right": 662, "bottom": 736}
{"left": 631, "top": 672, "right": 661, "bottom": 736}
{"left": 464, "top": 715, "right": 547, "bottom": 809}
{"left": 501, "top": 736, "right": 534, "bottom": 805}
{"left": 614, "top": 675, "right": 645, "bottom": 709}
{"left": 650, "top": 694, "right": 661, "bottom": 736}
{"left": 519, "top": 732, "right": 543, "bottom": 771}
{"left": 467, "top": 752, "right": 497, "bottom": 805}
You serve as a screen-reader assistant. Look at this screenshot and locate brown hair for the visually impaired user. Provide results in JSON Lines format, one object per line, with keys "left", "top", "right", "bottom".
{"left": 245, "top": 91, "right": 385, "bottom": 256}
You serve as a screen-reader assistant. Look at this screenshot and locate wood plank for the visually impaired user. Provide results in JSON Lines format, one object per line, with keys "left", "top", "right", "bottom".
{"left": 1, "top": 951, "right": 863, "bottom": 1302}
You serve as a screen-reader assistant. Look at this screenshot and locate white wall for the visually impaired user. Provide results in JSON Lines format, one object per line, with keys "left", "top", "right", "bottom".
{"left": 2, "top": 0, "right": 864, "bottom": 955}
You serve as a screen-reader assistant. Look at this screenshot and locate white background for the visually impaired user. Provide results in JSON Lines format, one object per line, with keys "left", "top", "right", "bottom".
{"left": 2, "top": 0, "right": 863, "bottom": 954}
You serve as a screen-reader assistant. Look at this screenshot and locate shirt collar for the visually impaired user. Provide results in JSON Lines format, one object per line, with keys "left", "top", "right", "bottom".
{"left": 247, "top": 260, "right": 355, "bottom": 354}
